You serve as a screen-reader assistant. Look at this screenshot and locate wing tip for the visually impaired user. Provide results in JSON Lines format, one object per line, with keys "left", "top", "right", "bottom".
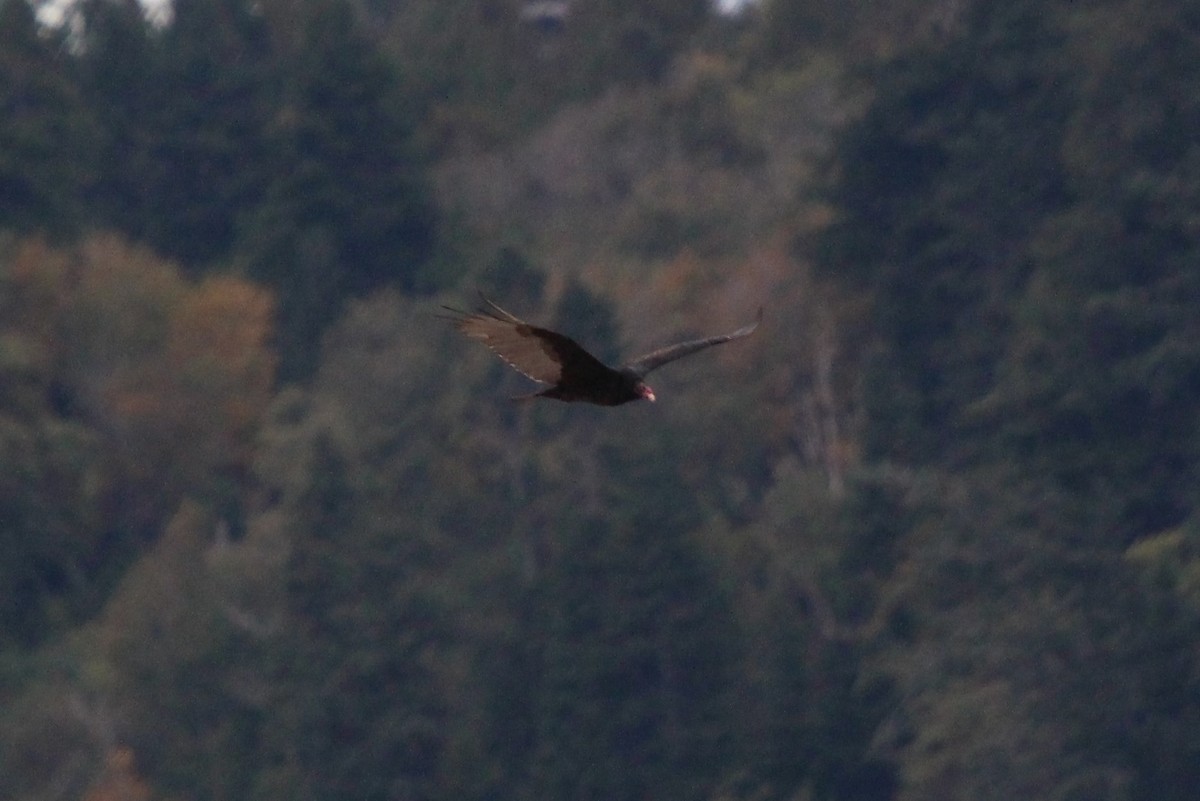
{"left": 439, "top": 293, "right": 526, "bottom": 329}
{"left": 477, "top": 291, "right": 522, "bottom": 323}
{"left": 735, "top": 306, "right": 763, "bottom": 338}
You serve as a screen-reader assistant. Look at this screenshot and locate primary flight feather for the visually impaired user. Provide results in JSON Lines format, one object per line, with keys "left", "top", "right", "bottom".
{"left": 442, "top": 295, "right": 761, "bottom": 406}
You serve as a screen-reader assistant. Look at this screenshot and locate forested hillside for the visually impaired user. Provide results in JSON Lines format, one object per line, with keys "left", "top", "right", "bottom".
{"left": 2, "top": 0, "right": 1199, "bottom": 799}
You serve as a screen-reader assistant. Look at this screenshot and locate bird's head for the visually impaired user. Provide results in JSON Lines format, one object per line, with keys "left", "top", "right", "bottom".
{"left": 637, "top": 382, "right": 656, "bottom": 402}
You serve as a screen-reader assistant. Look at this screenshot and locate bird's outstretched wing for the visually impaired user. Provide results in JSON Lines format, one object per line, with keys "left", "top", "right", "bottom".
{"left": 441, "top": 294, "right": 610, "bottom": 385}
{"left": 622, "top": 308, "right": 762, "bottom": 378}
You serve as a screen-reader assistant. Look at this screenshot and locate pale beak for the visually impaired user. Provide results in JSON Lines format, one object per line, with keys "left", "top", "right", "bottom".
{"left": 642, "top": 385, "right": 656, "bottom": 402}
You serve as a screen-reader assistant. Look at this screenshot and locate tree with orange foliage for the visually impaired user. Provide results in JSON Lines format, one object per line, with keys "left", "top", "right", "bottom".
{"left": 83, "top": 748, "right": 151, "bottom": 801}
{"left": 56, "top": 235, "right": 277, "bottom": 530}
{"left": 1, "top": 233, "right": 277, "bottom": 649}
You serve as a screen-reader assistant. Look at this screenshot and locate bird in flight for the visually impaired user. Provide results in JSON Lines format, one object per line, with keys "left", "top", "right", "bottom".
{"left": 442, "top": 294, "right": 761, "bottom": 406}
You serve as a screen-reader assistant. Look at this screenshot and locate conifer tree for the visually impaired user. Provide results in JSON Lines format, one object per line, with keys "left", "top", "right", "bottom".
{"left": 0, "top": 0, "right": 93, "bottom": 235}
{"left": 239, "top": 0, "right": 436, "bottom": 378}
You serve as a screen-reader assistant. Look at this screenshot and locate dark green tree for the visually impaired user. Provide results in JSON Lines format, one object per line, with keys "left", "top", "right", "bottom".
{"left": 0, "top": 237, "right": 105, "bottom": 647}
{"left": 240, "top": 0, "right": 437, "bottom": 378}
{"left": 246, "top": 293, "right": 527, "bottom": 801}
{"left": 252, "top": 433, "right": 454, "bottom": 801}
{"left": 815, "top": 1, "right": 1200, "bottom": 796}
{"left": 379, "top": 0, "right": 530, "bottom": 146}
{"left": 98, "top": 502, "right": 268, "bottom": 801}
{"left": 75, "top": 0, "right": 275, "bottom": 264}
{"left": 984, "top": 0, "right": 1200, "bottom": 537}
{"left": 819, "top": 1, "right": 1077, "bottom": 463}
{"left": 75, "top": 0, "right": 438, "bottom": 382}
{"left": 525, "top": 522, "right": 736, "bottom": 801}
{"left": 0, "top": 0, "right": 93, "bottom": 236}
{"left": 517, "top": 423, "right": 740, "bottom": 801}
{"left": 563, "top": 0, "right": 712, "bottom": 88}
{"left": 0, "top": 378, "right": 103, "bottom": 646}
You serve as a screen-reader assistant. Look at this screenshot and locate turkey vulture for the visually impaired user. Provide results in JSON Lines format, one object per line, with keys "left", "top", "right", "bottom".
{"left": 442, "top": 295, "right": 761, "bottom": 405}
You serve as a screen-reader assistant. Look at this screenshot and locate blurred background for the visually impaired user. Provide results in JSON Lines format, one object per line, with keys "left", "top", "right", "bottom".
{"left": 2, "top": 0, "right": 1199, "bottom": 799}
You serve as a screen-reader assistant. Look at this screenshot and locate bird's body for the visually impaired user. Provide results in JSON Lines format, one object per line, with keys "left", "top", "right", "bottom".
{"left": 442, "top": 295, "right": 761, "bottom": 406}
{"left": 531, "top": 366, "right": 647, "bottom": 406}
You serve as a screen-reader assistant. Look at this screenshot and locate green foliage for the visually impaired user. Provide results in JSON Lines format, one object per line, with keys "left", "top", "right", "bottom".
{"left": 714, "top": 463, "right": 903, "bottom": 800}
{"left": 984, "top": 0, "right": 1200, "bottom": 536}
{"left": 96, "top": 502, "right": 268, "bottom": 801}
{"left": 754, "top": 0, "right": 865, "bottom": 62}
{"left": 75, "top": 0, "right": 269, "bottom": 263}
{"left": 0, "top": 0, "right": 93, "bottom": 236}
{"left": 244, "top": 294, "right": 523, "bottom": 801}
{"left": 0, "top": 234, "right": 275, "bottom": 651}
{"left": 814, "top": 1, "right": 1200, "bottom": 797}
{"left": 381, "top": 0, "right": 714, "bottom": 147}
{"left": 526, "top": 519, "right": 737, "bottom": 801}
{"left": 379, "top": 0, "right": 530, "bottom": 146}
{"left": 0, "top": 401, "right": 103, "bottom": 645}
{"left": 253, "top": 436, "right": 457, "bottom": 801}
{"left": 750, "top": 0, "right": 967, "bottom": 64}
{"left": 822, "top": 0, "right": 1200, "bottom": 542}
{"left": 238, "top": 0, "right": 438, "bottom": 377}
{"left": 820, "top": 1, "right": 1075, "bottom": 464}
{"left": 70, "top": 0, "right": 439, "bottom": 379}
{"left": 0, "top": 238, "right": 104, "bottom": 646}
{"left": 563, "top": 0, "right": 712, "bottom": 88}
{"left": 1123, "top": 522, "right": 1200, "bottom": 800}
{"left": 247, "top": 0, "right": 436, "bottom": 293}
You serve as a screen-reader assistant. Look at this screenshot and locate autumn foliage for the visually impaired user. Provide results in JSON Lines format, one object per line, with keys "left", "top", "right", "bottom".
{"left": 83, "top": 748, "right": 151, "bottom": 801}
{"left": 4, "top": 233, "right": 275, "bottom": 527}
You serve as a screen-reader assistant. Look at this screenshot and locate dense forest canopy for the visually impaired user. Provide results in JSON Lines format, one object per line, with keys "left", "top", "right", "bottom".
{"left": 2, "top": 0, "right": 1199, "bottom": 799}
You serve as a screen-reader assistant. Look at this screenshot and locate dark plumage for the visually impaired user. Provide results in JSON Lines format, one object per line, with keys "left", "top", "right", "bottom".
{"left": 442, "top": 295, "right": 761, "bottom": 406}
